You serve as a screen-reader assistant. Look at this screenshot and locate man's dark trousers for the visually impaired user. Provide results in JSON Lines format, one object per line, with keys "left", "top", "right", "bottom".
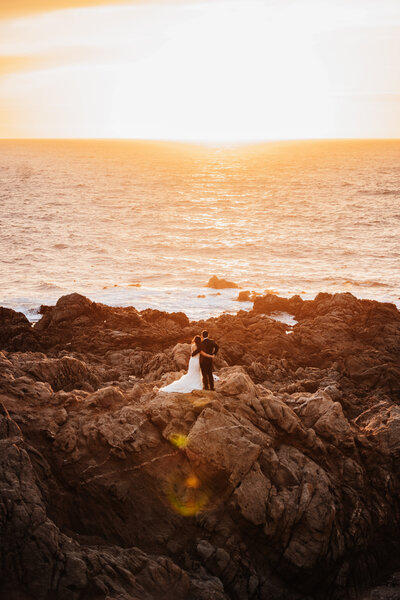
{"left": 200, "top": 337, "right": 219, "bottom": 390}
{"left": 200, "top": 356, "right": 214, "bottom": 390}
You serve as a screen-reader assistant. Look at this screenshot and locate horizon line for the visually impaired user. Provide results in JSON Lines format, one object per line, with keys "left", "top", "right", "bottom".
{"left": 0, "top": 136, "right": 399, "bottom": 147}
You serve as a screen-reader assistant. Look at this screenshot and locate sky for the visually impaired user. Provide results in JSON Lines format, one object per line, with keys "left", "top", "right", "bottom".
{"left": 0, "top": 0, "right": 399, "bottom": 141}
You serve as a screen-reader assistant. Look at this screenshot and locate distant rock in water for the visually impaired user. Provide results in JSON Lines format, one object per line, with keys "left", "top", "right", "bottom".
{"left": 1, "top": 291, "right": 400, "bottom": 599}
{"left": 235, "top": 290, "right": 260, "bottom": 302}
{"left": 235, "top": 290, "right": 251, "bottom": 301}
{"left": 206, "top": 275, "right": 239, "bottom": 289}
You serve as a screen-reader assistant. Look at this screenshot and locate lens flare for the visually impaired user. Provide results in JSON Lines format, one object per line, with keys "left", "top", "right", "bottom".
{"left": 168, "top": 433, "right": 188, "bottom": 449}
{"left": 191, "top": 396, "right": 212, "bottom": 409}
{"left": 166, "top": 471, "right": 209, "bottom": 517}
{"left": 185, "top": 474, "right": 200, "bottom": 489}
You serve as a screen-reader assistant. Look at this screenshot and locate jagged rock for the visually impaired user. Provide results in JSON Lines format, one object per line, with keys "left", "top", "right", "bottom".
{"left": 1, "top": 292, "right": 400, "bottom": 600}
{"left": 248, "top": 360, "right": 269, "bottom": 382}
{"left": 0, "top": 306, "right": 38, "bottom": 351}
{"left": 140, "top": 308, "right": 189, "bottom": 328}
{"left": 36, "top": 292, "right": 100, "bottom": 328}
{"left": 171, "top": 343, "right": 192, "bottom": 371}
{"left": 233, "top": 462, "right": 270, "bottom": 525}
{"left": 21, "top": 355, "right": 99, "bottom": 392}
{"left": 86, "top": 385, "right": 125, "bottom": 408}
{"left": 142, "top": 352, "right": 179, "bottom": 381}
{"left": 1, "top": 375, "right": 53, "bottom": 402}
{"left": 291, "top": 390, "right": 354, "bottom": 448}
{"left": 187, "top": 407, "right": 262, "bottom": 486}
{"left": 216, "top": 367, "right": 258, "bottom": 401}
{"left": 0, "top": 401, "right": 200, "bottom": 600}
{"left": 355, "top": 404, "right": 400, "bottom": 456}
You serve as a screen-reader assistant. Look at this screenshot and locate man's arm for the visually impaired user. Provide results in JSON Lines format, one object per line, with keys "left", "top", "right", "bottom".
{"left": 213, "top": 341, "right": 219, "bottom": 355}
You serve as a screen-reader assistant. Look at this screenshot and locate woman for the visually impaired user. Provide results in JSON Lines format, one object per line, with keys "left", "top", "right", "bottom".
{"left": 159, "top": 336, "right": 213, "bottom": 393}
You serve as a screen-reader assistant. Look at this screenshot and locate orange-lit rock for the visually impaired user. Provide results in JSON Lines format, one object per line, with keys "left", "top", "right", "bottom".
{"left": 206, "top": 275, "right": 239, "bottom": 289}
{"left": 1, "top": 291, "right": 400, "bottom": 599}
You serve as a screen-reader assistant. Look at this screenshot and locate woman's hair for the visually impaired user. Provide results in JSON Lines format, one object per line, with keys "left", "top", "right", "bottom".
{"left": 192, "top": 335, "right": 202, "bottom": 348}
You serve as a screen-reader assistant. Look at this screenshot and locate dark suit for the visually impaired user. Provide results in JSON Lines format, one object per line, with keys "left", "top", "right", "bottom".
{"left": 199, "top": 337, "right": 219, "bottom": 390}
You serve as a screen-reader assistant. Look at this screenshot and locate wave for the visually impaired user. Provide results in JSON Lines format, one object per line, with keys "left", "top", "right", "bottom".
{"left": 381, "top": 189, "right": 399, "bottom": 196}
{"left": 1, "top": 139, "right": 399, "bottom": 319}
{"left": 37, "top": 282, "right": 63, "bottom": 291}
{"left": 16, "top": 165, "right": 34, "bottom": 179}
{"left": 322, "top": 277, "right": 391, "bottom": 288}
{"left": 357, "top": 188, "right": 399, "bottom": 196}
{"left": 3, "top": 281, "right": 400, "bottom": 326}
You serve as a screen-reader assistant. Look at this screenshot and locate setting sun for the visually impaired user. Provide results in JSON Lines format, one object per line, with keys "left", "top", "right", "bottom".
{"left": 0, "top": 0, "right": 399, "bottom": 141}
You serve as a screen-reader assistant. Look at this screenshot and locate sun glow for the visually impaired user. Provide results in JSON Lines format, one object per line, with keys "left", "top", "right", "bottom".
{"left": 0, "top": 0, "right": 399, "bottom": 141}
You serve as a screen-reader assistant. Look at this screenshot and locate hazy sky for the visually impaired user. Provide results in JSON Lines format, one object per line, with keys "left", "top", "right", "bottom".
{"left": 0, "top": 0, "right": 399, "bottom": 141}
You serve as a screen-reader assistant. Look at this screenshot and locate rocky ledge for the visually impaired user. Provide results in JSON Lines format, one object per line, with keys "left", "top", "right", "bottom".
{"left": 1, "top": 291, "right": 400, "bottom": 600}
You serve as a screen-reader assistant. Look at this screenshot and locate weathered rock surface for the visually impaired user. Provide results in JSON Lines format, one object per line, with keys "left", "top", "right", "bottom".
{"left": 1, "top": 291, "right": 400, "bottom": 600}
{"left": 362, "top": 572, "right": 400, "bottom": 600}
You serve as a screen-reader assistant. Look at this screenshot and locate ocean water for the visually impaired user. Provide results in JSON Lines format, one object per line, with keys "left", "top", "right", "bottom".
{"left": 0, "top": 139, "right": 399, "bottom": 322}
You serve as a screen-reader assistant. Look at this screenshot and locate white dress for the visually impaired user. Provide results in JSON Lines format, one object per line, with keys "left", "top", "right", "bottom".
{"left": 160, "top": 344, "right": 203, "bottom": 393}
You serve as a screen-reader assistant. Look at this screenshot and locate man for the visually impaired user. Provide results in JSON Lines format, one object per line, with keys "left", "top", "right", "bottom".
{"left": 199, "top": 330, "right": 219, "bottom": 391}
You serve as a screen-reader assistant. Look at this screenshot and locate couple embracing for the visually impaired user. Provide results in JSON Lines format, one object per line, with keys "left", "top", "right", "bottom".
{"left": 160, "top": 331, "right": 219, "bottom": 394}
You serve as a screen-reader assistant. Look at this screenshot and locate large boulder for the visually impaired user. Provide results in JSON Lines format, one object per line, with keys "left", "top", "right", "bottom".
{"left": 35, "top": 293, "right": 100, "bottom": 329}
{"left": 0, "top": 306, "right": 38, "bottom": 351}
{"left": 291, "top": 390, "right": 354, "bottom": 448}
{"left": 21, "top": 355, "right": 99, "bottom": 392}
{"left": 216, "top": 366, "right": 258, "bottom": 402}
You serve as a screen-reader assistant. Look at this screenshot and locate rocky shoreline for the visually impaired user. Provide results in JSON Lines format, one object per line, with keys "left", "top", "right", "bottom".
{"left": 1, "top": 291, "right": 400, "bottom": 600}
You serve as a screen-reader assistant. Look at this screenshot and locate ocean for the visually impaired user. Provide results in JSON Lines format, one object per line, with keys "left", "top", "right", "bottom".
{"left": 0, "top": 138, "right": 399, "bottom": 321}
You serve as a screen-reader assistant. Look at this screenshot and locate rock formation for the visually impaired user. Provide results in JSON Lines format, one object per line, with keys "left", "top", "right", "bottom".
{"left": 1, "top": 291, "right": 400, "bottom": 599}
{"left": 206, "top": 276, "right": 239, "bottom": 289}
{"left": 235, "top": 291, "right": 252, "bottom": 302}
